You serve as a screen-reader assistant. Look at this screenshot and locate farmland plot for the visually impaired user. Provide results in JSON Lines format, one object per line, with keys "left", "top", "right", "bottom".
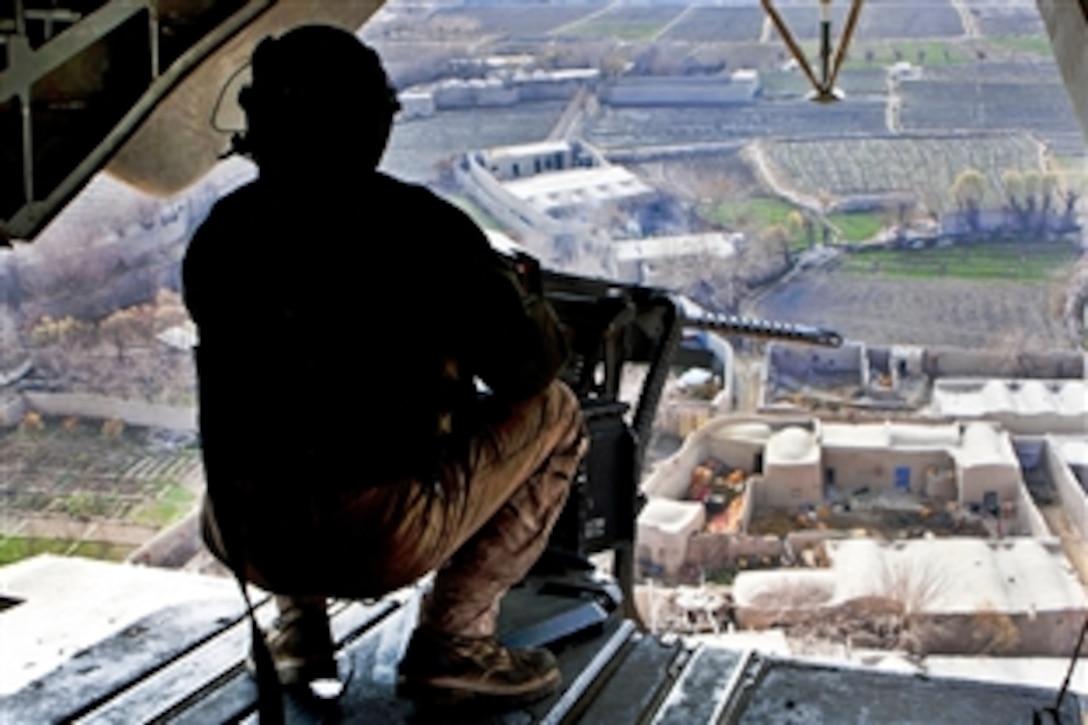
{"left": 842, "top": 242, "right": 1080, "bottom": 281}
{"left": 659, "top": 8, "right": 765, "bottom": 43}
{"left": 919, "top": 62, "right": 1067, "bottom": 87}
{"left": 975, "top": 6, "right": 1046, "bottom": 37}
{"left": 0, "top": 420, "right": 201, "bottom": 525}
{"left": 585, "top": 99, "right": 886, "bottom": 151}
{"left": 898, "top": 79, "right": 1083, "bottom": 156}
{"left": 750, "top": 266, "right": 1073, "bottom": 350}
{"left": 854, "top": 0, "right": 963, "bottom": 40}
{"left": 758, "top": 133, "right": 1042, "bottom": 213}
{"left": 561, "top": 6, "right": 686, "bottom": 40}
{"left": 384, "top": 101, "right": 568, "bottom": 184}
{"left": 429, "top": 6, "right": 604, "bottom": 37}
{"left": 761, "top": 68, "right": 889, "bottom": 98}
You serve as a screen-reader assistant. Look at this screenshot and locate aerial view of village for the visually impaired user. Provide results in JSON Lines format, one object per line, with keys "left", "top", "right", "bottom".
{"left": 2, "top": 0, "right": 1087, "bottom": 709}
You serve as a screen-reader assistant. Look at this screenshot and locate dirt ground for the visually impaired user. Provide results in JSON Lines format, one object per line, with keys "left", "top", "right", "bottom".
{"left": 748, "top": 265, "right": 1072, "bottom": 350}
{"left": 749, "top": 506, "right": 990, "bottom": 540}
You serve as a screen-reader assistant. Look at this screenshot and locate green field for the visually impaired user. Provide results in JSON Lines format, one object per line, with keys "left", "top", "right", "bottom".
{"left": 0, "top": 537, "right": 135, "bottom": 566}
{"left": 698, "top": 197, "right": 796, "bottom": 228}
{"left": 0, "top": 420, "right": 201, "bottom": 565}
{"left": 987, "top": 35, "right": 1053, "bottom": 58}
{"left": 128, "top": 482, "right": 196, "bottom": 527}
{"left": 827, "top": 211, "right": 887, "bottom": 243}
{"left": 698, "top": 198, "right": 889, "bottom": 248}
{"left": 841, "top": 241, "right": 1081, "bottom": 281}
{"left": 799, "top": 40, "right": 971, "bottom": 70}
{"left": 697, "top": 197, "right": 810, "bottom": 250}
{"left": 566, "top": 21, "right": 663, "bottom": 41}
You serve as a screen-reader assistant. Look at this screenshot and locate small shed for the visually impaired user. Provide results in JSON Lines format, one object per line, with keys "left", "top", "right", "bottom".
{"left": 762, "top": 426, "right": 822, "bottom": 507}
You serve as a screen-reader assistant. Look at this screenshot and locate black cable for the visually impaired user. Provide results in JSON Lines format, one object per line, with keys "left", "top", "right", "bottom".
{"left": 1052, "top": 613, "right": 1088, "bottom": 716}
{"left": 209, "top": 62, "right": 252, "bottom": 134}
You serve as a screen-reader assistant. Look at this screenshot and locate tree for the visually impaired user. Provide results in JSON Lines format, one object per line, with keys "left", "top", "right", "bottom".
{"left": 99, "top": 306, "right": 153, "bottom": 362}
{"left": 18, "top": 411, "right": 44, "bottom": 435}
{"left": 1039, "top": 172, "right": 1059, "bottom": 237}
{"left": 101, "top": 417, "right": 125, "bottom": 440}
{"left": 600, "top": 50, "right": 629, "bottom": 78}
{"left": 951, "top": 169, "right": 985, "bottom": 234}
{"left": 1062, "top": 189, "right": 1079, "bottom": 230}
{"left": 1022, "top": 169, "right": 1041, "bottom": 224}
{"left": 1001, "top": 168, "right": 1031, "bottom": 232}
{"left": 151, "top": 289, "right": 190, "bottom": 332}
{"left": 761, "top": 223, "right": 793, "bottom": 268}
{"left": 879, "top": 558, "right": 945, "bottom": 619}
{"left": 1001, "top": 169, "right": 1024, "bottom": 212}
{"left": 785, "top": 210, "right": 805, "bottom": 246}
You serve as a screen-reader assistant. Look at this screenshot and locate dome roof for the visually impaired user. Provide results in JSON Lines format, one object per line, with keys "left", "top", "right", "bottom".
{"left": 766, "top": 426, "right": 818, "bottom": 464}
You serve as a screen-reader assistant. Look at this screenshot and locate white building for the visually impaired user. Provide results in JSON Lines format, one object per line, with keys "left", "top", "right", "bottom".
{"left": 635, "top": 415, "right": 1037, "bottom": 577}
{"left": 480, "top": 139, "right": 581, "bottom": 181}
{"left": 932, "top": 378, "right": 1088, "bottom": 435}
{"left": 762, "top": 419, "right": 1022, "bottom": 508}
{"left": 431, "top": 77, "right": 518, "bottom": 108}
{"left": 397, "top": 89, "right": 436, "bottom": 119}
{"left": 613, "top": 232, "right": 740, "bottom": 283}
{"left": 455, "top": 139, "right": 653, "bottom": 275}
{"left": 510, "top": 68, "right": 600, "bottom": 101}
{"left": 503, "top": 164, "right": 652, "bottom": 217}
{"left": 761, "top": 425, "right": 823, "bottom": 506}
{"left": 733, "top": 538, "right": 1086, "bottom": 656}
{"left": 1038, "top": 435, "right": 1088, "bottom": 540}
{"left": 644, "top": 416, "right": 1025, "bottom": 508}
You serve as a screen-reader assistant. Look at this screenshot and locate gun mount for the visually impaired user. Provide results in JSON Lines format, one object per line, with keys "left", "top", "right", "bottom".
{"left": 499, "top": 261, "right": 841, "bottom": 645}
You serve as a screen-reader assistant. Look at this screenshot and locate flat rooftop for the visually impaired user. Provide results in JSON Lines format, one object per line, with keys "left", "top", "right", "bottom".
{"left": 827, "top": 538, "right": 1086, "bottom": 615}
{"left": 612, "top": 233, "right": 737, "bottom": 262}
{"left": 503, "top": 166, "right": 653, "bottom": 212}
{"left": 484, "top": 139, "right": 572, "bottom": 160}
{"left": 934, "top": 379, "right": 1088, "bottom": 418}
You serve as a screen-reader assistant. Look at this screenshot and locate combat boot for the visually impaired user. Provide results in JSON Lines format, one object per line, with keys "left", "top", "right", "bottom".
{"left": 396, "top": 626, "right": 561, "bottom": 706}
{"left": 249, "top": 595, "right": 338, "bottom": 687}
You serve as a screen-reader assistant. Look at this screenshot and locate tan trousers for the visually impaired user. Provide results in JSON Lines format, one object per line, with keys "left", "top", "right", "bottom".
{"left": 204, "top": 380, "right": 586, "bottom": 639}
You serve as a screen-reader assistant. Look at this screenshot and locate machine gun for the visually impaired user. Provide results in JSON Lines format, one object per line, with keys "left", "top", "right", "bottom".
{"left": 497, "top": 254, "right": 842, "bottom": 645}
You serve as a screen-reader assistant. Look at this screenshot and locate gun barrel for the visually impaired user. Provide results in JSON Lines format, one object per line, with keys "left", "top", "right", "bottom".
{"left": 682, "top": 309, "right": 843, "bottom": 347}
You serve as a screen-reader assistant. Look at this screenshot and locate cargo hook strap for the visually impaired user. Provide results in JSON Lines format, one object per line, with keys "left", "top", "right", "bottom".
{"left": 760, "top": 0, "right": 865, "bottom": 102}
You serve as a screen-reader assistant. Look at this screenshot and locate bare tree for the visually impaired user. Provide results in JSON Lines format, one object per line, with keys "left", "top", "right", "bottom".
{"left": 1039, "top": 172, "right": 1059, "bottom": 237}
{"left": 878, "top": 557, "right": 946, "bottom": 618}
{"left": 1001, "top": 168, "right": 1025, "bottom": 229}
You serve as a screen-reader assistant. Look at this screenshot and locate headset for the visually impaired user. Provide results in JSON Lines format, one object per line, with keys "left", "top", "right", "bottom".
{"left": 213, "top": 27, "right": 402, "bottom": 162}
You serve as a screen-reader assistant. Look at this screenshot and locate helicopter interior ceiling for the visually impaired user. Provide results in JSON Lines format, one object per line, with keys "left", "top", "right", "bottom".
{"left": 0, "top": 0, "right": 384, "bottom": 242}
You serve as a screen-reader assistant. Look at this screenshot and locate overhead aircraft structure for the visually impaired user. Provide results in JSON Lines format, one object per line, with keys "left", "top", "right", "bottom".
{"left": 0, "top": 1, "right": 1086, "bottom": 242}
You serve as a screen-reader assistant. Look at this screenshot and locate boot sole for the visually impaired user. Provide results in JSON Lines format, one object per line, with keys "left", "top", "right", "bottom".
{"left": 395, "top": 671, "right": 561, "bottom": 709}
{"left": 245, "top": 650, "right": 348, "bottom": 694}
